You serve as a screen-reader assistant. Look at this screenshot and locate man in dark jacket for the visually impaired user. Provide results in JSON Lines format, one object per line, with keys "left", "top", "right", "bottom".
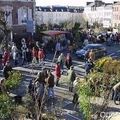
{"left": 3, "top": 62, "right": 12, "bottom": 79}
{"left": 46, "top": 69, "right": 55, "bottom": 98}
{"left": 85, "top": 59, "right": 94, "bottom": 75}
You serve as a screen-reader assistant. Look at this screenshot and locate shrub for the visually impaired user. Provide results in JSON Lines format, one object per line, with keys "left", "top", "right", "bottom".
{"left": 0, "top": 94, "right": 13, "bottom": 119}
{"left": 95, "top": 57, "right": 112, "bottom": 72}
{"left": 77, "top": 57, "right": 120, "bottom": 120}
{"left": 5, "top": 71, "right": 22, "bottom": 90}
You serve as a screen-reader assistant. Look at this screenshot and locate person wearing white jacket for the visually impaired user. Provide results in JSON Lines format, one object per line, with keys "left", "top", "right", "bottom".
{"left": 11, "top": 43, "right": 18, "bottom": 66}
{"left": 72, "top": 77, "right": 79, "bottom": 104}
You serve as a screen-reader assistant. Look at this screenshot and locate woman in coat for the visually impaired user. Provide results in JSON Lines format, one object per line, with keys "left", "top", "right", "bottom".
{"left": 2, "top": 48, "right": 10, "bottom": 66}
{"left": 55, "top": 62, "right": 61, "bottom": 86}
{"left": 65, "top": 53, "right": 72, "bottom": 69}
{"left": 38, "top": 48, "right": 45, "bottom": 65}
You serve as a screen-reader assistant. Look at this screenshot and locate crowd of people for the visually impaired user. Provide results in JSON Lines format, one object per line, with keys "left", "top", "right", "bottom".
{"left": 1, "top": 29, "right": 120, "bottom": 108}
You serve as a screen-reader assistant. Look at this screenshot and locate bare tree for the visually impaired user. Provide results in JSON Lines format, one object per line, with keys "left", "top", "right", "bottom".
{"left": 0, "top": 9, "right": 11, "bottom": 48}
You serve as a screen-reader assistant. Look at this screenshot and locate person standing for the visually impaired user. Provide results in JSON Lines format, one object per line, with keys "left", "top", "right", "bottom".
{"left": 55, "top": 41, "right": 61, "bottom": 55}
{"left": 83, "top": 38, "right": 89, "bottom": 46}
{"left": 2, "top": 48, "right": 10, "bottom": 66}
{"left": 3, "top": 62, "right": 12, "bottom": 79}
{"left": 38, "top": 48, "right": 45, "bottom": 65}
{"left": 11, "top": 43, "right": 18, "bottom": 66}
{"left": 88, "top": 49, "right": 95, "bottom": 62}
{"left": 65, "top": 53, "right": 72, "bottom": 69}
{"left": 26, "top": 48, "right": 32, "bottom": 64}
{"left": 85, "top": 58, "right": 94, "bottom": 75}
{"left": 72, "top": 77, "right": 79, "bottom": 105}
{"left": 67, "top": 66, "right": 76, "bottom": 92}
{"left": 57, "top": 53, "right": 64, "bottom": 72}
{"left": 32, "top": 47, "right": 37, "bottom": 64}
{"left": 112, "top": 82, "right": 120, "bottom": 105}
{"left": 55, "top": 62, "right": 61, "bottom": 86}
{"left": 21, "top": 40, "right": 27, "bottom": 65}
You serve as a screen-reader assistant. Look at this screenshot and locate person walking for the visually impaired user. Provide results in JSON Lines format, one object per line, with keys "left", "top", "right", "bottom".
{"left": 34, "top": 70, "right": 46, "bottom": 107}
{"left": 67, "top": 66, "right": 76, "bottom": 92}
{"left": 55, "top": 62, "right": 61, "bottom": 86}
{"left": 46, "top": 69, "right": 55, "bottom": 99}
{"left": 65, "top": 53, "right": 72, "bottom": 69}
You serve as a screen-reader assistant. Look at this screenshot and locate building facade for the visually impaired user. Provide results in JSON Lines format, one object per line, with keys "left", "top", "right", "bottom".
{"left": 112, "top": 2, "right": 120, "bottom": 28}
{"left": 35, "top": 6, "right": 84, "bottom": 27}
{"left": 84, "top": 0, "right": 113, "bottom": 28}
{"left": 0, "top": 0, "right": 35, "bottom": 34}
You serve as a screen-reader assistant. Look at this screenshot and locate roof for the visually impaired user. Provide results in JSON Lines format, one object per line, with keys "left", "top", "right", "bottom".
{"left": 36, "top": 6, "right": 51, "bottom": 12}
{"left": 36, "top": 6, "right": 84, "bottom": 13}
{"left": 114, "top": 2, "right": 120, "bottom": 5}
{"left": 52, "top": 6, "right": 68, "bottom": 12}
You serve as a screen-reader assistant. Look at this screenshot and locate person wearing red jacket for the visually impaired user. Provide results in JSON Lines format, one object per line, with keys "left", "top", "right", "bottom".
{"left": 38, "top": 48, "right": 45, "bottom": 65}
{"left": 55, "top": 62, "right": 61, "bottom": 86}
{"left": 32, "top": 47, "right": 38, "bottom": 64}
{"left": 2, "top": 48, "right": 10, "bottom": 66}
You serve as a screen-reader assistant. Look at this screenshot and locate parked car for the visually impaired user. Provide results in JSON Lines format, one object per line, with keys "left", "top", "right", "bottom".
{"left": 76, "top": 44, "right": 107, "bottom": 59}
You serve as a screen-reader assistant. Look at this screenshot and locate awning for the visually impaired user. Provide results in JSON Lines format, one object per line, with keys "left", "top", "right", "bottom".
{"left": 41, "top": 30, "right": 69, "bottom": 36}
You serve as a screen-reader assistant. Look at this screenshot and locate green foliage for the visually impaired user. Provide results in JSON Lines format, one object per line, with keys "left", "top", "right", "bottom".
{"left": 5, "top": 71, "right": 22, "bottom": 90}
{"left": 0, "top": 70, "right": 22, "bottom": 119}
{"left": 77, "top": 80, "right": 92, "bottom": 120}
{"left": 95, "top": 57, "right": 112, "bottom": 71}
{"left": 77, "top": 57, "right": 120, "bottom": 120}
{"left": 73, "top": 22, "right": 80, "bottom": 31}
{"left": 0, "top": 94, "right": 12, "bottom": 119}
{"left": 117, "top": 23, "right": 120, "bottom": 32}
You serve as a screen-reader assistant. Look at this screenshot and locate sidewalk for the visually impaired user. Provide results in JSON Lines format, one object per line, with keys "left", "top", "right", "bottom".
{"left": 13, "top": 67, "right": 120, "bottom": 110}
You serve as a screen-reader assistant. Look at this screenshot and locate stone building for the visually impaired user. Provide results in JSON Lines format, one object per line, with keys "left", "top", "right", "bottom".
{"left": 112, "top": 1, "right": 120, "bottom": 28}
{"left": 35, "top": 6, "right": 84, "bottom": 27}
{"left": 0, "top": 0, "right": 35, "bottom": 34}
{"left": 84, "top": 0, "right": 113, "bottom": 28}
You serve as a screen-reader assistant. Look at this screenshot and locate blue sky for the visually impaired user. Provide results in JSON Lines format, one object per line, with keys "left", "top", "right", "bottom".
{"left": 36, "top": 0, "right": 114, "bottom": 6}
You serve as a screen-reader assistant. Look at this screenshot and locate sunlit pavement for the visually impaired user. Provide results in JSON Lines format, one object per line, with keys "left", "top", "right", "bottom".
{"left": 0, "top": 43, "right": 120, "bottom": 119}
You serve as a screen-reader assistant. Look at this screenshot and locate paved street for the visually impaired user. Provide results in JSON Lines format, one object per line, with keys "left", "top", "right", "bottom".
{"left": 11, "top": 59, "right": 85, "bottom": 120}
{"left": 1, "top": 0, "right": 120, "bottom": 119}
{"left": 106, "top": 44, "right": 120, "bottom": 59}
{"left": 0, "top": 44, "right": 120, "bottom": 120}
